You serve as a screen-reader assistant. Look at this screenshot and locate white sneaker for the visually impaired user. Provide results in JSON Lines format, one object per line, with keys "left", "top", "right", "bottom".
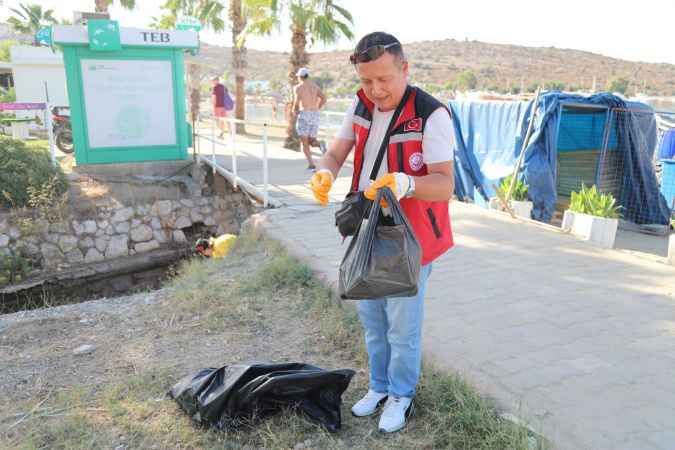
{"left": 351, "top": 390, "right": 388, "bottom": 417}
{"left": 378, "top": 396, "right": 414, "bottom": 433}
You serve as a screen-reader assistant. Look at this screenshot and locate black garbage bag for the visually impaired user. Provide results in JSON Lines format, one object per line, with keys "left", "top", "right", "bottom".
{"left": 339, "top": 187, "right": 422, "bottom": 300}
{"left": 168, "top": 362, "right": 355, "bottom": 433}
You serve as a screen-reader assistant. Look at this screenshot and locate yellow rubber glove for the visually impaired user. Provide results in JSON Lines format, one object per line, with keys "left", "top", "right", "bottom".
{"left": 364, "top": 172, "right": 411, "bottom": 207}
{"left": 309, "top": 169, "right": 334, "bottom": 206}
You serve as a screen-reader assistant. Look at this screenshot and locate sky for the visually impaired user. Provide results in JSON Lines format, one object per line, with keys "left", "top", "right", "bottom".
{"left": 1, "top": 0, "right": 674, "bottom": 65}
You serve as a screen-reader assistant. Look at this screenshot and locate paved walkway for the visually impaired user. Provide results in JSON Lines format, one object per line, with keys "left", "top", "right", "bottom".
{"left": 201, "top": 133, "right": 675, "bottom": 450}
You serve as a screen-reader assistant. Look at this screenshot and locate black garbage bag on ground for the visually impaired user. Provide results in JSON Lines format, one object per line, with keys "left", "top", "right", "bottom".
{"left": 168, "top": 362, "right": 355, "bottom": 433}
{"left": 339, "top": 187, "right": 421, "bottom": 300}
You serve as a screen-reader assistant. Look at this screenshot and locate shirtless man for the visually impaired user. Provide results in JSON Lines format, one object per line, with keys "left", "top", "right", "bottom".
{"left": 293, "top": 67, "right": 327, "bottom": 171}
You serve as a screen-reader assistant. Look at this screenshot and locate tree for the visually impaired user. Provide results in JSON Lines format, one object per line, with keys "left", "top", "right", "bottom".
{"left": 94, "top": 0, "right": 137, "bottom": 13}
{"left": 247, "top": 0, "right": 354, "bottom": 149}
{"left": 456, "top": 70, "right": 477, "bottom": 92}
{"left": 0, "top": 40, "right": 18, "bottom": 62}
{"left": 543, "top": 80, "right": 565, "bottom": 91}
{"left": 154, "top": 0, "right": 225, "bottom": 123}
{"left": 7, "top": 3, "right": 57, "bottom": 46}
{"left": 606, "top": 76, "right": 630, "bottom": 95}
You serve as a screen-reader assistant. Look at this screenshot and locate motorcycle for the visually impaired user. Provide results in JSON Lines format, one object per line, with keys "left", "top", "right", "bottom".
{"left": 51, "top": 106, "right": 73, "bottom": 154}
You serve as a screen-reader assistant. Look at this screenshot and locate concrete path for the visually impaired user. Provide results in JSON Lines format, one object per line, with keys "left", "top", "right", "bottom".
{"left": 202, "top": 133, "right": 675, "bottom": 450}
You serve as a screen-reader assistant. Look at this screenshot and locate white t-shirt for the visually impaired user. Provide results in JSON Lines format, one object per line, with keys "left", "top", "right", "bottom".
{"left": 337, "top": 95, "right": 457, "bottom": 191}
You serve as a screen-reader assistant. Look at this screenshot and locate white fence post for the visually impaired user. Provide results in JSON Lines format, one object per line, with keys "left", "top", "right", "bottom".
{"left": 230, "top": 119, "right": 237, "bottom": 190}
{"left": 262, "top": 122, "right": 269, "bottom": 208}
{"left": 45, "top": 103, "right": 56, "bottom": 166}
{"left": 210, "top": 116, "right": 216, "bottom": 174}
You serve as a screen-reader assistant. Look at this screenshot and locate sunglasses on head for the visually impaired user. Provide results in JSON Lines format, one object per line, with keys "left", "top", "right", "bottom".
{"left": 349, "top": 42, "right": 400, "bottom": 64}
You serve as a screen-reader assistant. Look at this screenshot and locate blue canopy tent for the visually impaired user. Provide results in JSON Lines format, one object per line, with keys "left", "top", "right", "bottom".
{"left": 449, "top": 92, "right": 671, "bottom": 225}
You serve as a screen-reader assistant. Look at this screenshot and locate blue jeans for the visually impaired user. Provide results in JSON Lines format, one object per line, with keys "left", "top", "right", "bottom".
{"left": 356, "top": 264, "right": 432, "bottom": 398}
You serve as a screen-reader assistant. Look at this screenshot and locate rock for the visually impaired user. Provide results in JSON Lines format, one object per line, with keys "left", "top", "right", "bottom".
{"left": 130, "top": 225, "right": 153, "bottom": 242}
{"left": 83, "top": 220, "right": 97, "bottom": 234}
{"left": 59, "top": 235, "right": 79, "bottom": 253}
{"left": 73, "top": 344, "right": 96, "bottom": 356}
{"left": 153, "top": 200, "right": 172, "bottom": 216}
{"left": 0, "top": 235, "right": 8, "bottom": 247}
{"left": 8, "top": 227, "right": 21, "bottom": 239}
{"left": 115, "top": 222, "right": 130, "bottom": 233}
{"left": 180, "top": 199, "right": 194, "bottom": 208}
{"left": 175, "top": 216, "right": 191, "bottom": 229}
{"left": 142, "top": 216, "right": 152, "bottom": 224}
{"left": 34, "top": 219, "right": 49, "bottom": 235}
{"left": 177, "top": 207, "right": 190, "bottom": 217}
{"left": 72, "top": 221, "right": 84, "bottom": 235}
{"left": 198, "top": 198, "right": 209, "bottom": 206}
{"left": 95, "top": 236, "right": 109, "bottom": 253}
{"left": 105, "top": 224, "right": 114, "bottom": 236}
{"left": 65, "top": 249, "right": 84, "bottom": 264}
{"left": 78, "top": 237, "right": 94, "bottom": 250}
{"left": 97, "top": 220, "right": 109, "bottom": 230}
{"left": 85, "top": 248, "right": 105, "bottom": 263}
{"left": 21, "top": 243, "right": 40, "bottom": 256}
{"left": 150, "top": 218, "right": 162, "bottom": 230}
{"left": 173, "top": 230, "right": 187, "bottom": 243}
{"left": 111, "top": 207, "right": 134, "bottom": 223}
{"left": 190, "top": 210, "right": 204, "bottom": 223}
{"left": 105, "top": 235, "right": 128, "bottom": 259}
{"left": 131, "top": 219, "right": 141, "bottom": 228}
{"left": 49, "top": 222, "right": 70, "bottom": 233}
{"left": 135, "top": 240, "right": 160, "bottom": 253}
{"left": 200, "top": 206, "right": 212, "bottom": 215}
{"left": 203, "top": 216, "right": 216, "bottom": 226}
{"left": 136, "top": 205, "right": 148, "bottom": 215}
{"left": 45, "top": 233, "right": 60, "bottom": 244}
{"left": 0, "top": 218, "right": 7, "bottom": 234}
{"left": 95, "top": 228, "right": 105, "bottom": 237}
{"left": 40, "top": 243, "right": 62, "bottom": 261}
{"left": 153, "top": 230, "right": 168, "bottom": 244}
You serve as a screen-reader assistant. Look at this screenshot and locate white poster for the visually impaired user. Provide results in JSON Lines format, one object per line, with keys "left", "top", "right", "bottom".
{"left": 80, "top": 59, "right": 176, "bottom": 148}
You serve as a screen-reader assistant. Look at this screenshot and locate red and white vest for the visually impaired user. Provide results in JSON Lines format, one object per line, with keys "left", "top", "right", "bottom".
{"left": 351, "top": 86, "right": 454, "bottom": 265}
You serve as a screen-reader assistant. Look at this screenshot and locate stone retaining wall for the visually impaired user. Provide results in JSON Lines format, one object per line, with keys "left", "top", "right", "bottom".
{"left": 0, "top": 192, "right": 252, "bottom": 273}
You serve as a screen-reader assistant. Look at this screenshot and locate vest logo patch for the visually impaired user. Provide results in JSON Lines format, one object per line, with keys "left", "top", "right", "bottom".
{"left": 409, "top": 152, "right": 424, "bottom": 171}
{"left": 404, "top": 118, "right": 422, "bottom": 132}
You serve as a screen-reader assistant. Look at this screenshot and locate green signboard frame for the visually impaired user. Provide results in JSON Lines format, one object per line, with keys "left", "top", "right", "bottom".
{"left": 54, "top": 22, "right": 198, "bottom": 166}
{"left": 62, "top": 46, "right": 189, "bottom": 164}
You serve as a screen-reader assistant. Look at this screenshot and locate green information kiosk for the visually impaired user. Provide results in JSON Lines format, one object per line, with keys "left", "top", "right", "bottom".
{"left": 52, "top": 22, "right": 198, "bottom": 165}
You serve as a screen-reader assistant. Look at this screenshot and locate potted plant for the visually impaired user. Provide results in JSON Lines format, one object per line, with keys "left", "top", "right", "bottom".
{"left": 561, "top": 184, "right": 621, "bottom": 249}
{"left": 491, "top": 175, "right": 533, "bottom": 219}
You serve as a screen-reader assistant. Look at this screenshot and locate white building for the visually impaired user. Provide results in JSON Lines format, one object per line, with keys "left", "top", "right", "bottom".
{"left": 10, "top": 45, "right": 68, "bottom": 117}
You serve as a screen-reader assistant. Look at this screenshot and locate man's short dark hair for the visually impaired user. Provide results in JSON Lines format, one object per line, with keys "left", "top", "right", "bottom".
{"left": 352, "top": 32, "right": 405, "bottom": 64}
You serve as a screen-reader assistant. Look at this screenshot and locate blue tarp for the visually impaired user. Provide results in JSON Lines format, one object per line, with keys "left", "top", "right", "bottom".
{"left": 449, "top": 92, "right": 671, "bottom": 225}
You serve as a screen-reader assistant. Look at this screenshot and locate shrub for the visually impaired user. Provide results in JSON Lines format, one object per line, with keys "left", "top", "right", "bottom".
{"left": 570, "top": 184, "right": 621, "bottom": 218}
{"left": 0, "top": 136, "right": 68, "bottom": 208}
{"left": 497, "top": 174, "right": 529, "bottom": 201}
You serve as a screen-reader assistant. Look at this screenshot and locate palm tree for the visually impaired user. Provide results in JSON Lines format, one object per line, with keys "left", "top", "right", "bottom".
{"left": 94, "top": 0, "right": 137, "bottom": 13}
{"left": 154, "top": 0, "right": 225, "bottom": 123}
{"left": 7, "top": 3, "right": 57, "bottom": 46}
{"left": 246, "top": 0, "right": 353, "bottom": 149}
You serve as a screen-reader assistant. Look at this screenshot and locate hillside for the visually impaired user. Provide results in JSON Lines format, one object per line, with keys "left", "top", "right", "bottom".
{"left": 2, "top": 20, "right": 673, "bottom": 97}
{"left": 199, "top": 39, "right": 675, "bottom": 97}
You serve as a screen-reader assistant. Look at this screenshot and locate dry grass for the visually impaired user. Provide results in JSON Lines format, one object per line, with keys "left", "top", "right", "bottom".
{"left": 0, "top": 234, "right": 547, "bottom": 450}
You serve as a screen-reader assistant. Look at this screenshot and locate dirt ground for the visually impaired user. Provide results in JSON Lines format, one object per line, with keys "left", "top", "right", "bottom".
{"left": 0, "top": 237, "right": 533, "bottom": 450}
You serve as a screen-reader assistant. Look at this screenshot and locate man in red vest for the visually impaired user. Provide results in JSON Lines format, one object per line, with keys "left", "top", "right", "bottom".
{"left": 309, "top": 32, "right": 456, "bottom": 433}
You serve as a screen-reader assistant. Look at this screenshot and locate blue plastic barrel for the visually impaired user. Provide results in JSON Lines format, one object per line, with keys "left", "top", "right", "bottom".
{"left": 661, "top": 159, "right": 675, "bottom": 210}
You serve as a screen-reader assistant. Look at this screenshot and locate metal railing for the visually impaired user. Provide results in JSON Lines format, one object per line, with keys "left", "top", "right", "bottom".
{"left": 193, "top": 113, "right": 343, "bottom": 208}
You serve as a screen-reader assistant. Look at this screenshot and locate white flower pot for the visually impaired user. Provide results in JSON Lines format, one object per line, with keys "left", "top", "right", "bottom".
{"left": 561, "top": 210, "right": 618, "bottom": 249}
{"left": 488, "top": 197, "right": 532, "bottom": 219}
{"left": 511, "top": 200, "right": 533, "bottom": 219}
{"left": 668, "top": 234, "right": 675, "bottom": 266}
